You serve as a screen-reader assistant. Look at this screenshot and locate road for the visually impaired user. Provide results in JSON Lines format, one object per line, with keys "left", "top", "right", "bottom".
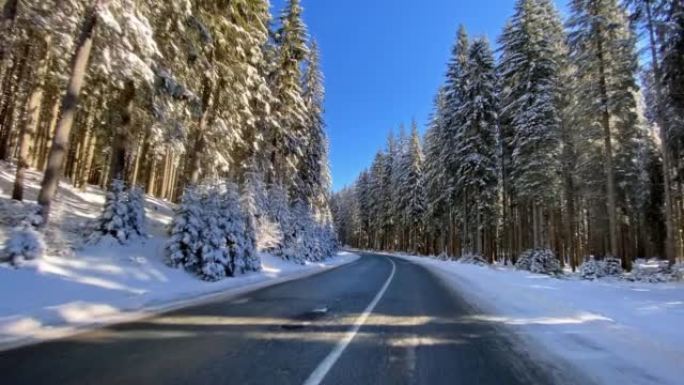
{"left": 0, "top": 252, "right": 570, "bottom": 385}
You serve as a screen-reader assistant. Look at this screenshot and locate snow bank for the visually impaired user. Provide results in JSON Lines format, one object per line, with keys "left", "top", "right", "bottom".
{"left": 0, "top": 162, "right": 359, "bottom": 351}
{"left": 393, "top": 254, "right": 684, "bottom": 385}
{"left": 0, "top": 247, "right": 358, "bottom": 351}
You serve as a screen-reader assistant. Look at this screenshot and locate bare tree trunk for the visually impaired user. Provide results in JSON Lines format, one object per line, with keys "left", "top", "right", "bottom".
{"left": 0, "top": 42, "right": 28, "bottom": 160}
{"left": 596, "top": 27, "right": 620, "bottom": 261}
{"left": 181, "top": 75, "right": 214, "bottom": 191}
{"left": 146, "top": 154, "right": 157, "bottom": 195}
{"left": 13, "top": 37, "right": 51, "bottom": 200}
{"left": 37, "top": 2, "right": 105, "bottom": 225}
{"left": 108, "top": 80, "right": 135, "bottom": 184}
{"left": 37, "top": 94, "right": 60, "bottom": 170}
{"left": 79, "top": 134, "right": 97, "bottom": 190}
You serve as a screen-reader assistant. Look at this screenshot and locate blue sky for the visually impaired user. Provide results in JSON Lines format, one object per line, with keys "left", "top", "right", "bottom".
{"left": 271, "top": 0, "right": 567, "bottom": 191}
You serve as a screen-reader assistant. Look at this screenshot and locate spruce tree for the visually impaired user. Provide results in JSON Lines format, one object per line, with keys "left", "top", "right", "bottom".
{"left": 498, "top": 0, "right": 563, "bottom": 248}
{"left": 454, "top": 38, "right": 499, "bottom": 257}
{"left": 568, "top": 0, "right": 642, "bottom": 265}
{"left": 271, "top": 0, "right": 309, "bottom": 189}
{"left": 404, "top": 123, "right": 426, "bottom": 253}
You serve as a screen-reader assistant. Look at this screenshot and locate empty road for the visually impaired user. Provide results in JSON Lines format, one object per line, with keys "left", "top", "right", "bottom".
{"left": 0, "top": 252, "right": 575, "bottom": 384}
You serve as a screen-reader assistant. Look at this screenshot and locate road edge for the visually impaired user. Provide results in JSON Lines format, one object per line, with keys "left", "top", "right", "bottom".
{"left": 0, "top": 251, "right": 362, "bottom": 353}
{"left": 385, "top": 252, "right": 597, "bottom": 385}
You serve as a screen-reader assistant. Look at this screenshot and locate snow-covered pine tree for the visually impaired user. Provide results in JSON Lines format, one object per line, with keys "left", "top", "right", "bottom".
{"left": 368, "top": 151, "right": 387, "bottom": 250}
{"left": 270, "top": 0, "right": 309, "bottom": 190}
{"left": 127, "top": 185, "right": 147, "bottom": 238}
{"left": 355, "top": 170, "right": 373, "bottom": 248}
{"left": 291, "top": 201, "right": 315, "bottom": 263}
{"left": 443, "top": 25, "right": 470, "bottom": 202}
{"left": 91, "top": 179, "right": 132, "bottom": 244}
{"left": 242, "top": 166, "right": 273, "bottom": 252}
{"left": 1, "top": 221, "right": 46, "bottom": 266}
{"left": 567, "top": 0, "right": 642, "bottom": 266}
{"left": 218, "top": 183, "right": 260, "bottom": 276}
{"left": 391, "top": 125, "right": 409, "bottom": 250}
{"left": 659, "top": 0, "right": 684, "bottom": 264}
{"left": 300, "top": 40, "right": 328, "bottom": 210}
{"left": 454, "top": 38, "right": 500, "bottom": 259}
{"left": 198, "top": 186, "right": 230, "bottom": 281}
{"left": 498, "top": 0, "right": 563, "bottom": 249}
{"left": 381, "top": 132, "right": 397, "bottom": 250}
{"left": 661, "top": 0, "right": 684, "bottom": 147}
{"left": 403, "top": 122, "right": 426, "bottom": 253}
{"left": 423, "top": 90, "right": 450, "bottom": 255}
{"left": 267, "top": 183, "right": 296, "bottom": 260}
{"left": 166, "top": 185, "right": 204, "bottom": 272}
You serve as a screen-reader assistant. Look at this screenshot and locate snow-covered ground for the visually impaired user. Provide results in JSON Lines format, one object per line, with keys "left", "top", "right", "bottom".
{"left": 0, "top": 162, "right": 359, "bottom": 351}
{"left": 391, "top": 253, "right": 684, "bottom": 385}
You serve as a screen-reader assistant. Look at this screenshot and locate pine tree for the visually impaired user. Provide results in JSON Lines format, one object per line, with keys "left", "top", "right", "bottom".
{"left": 403, "top": 123, "right": 426, "bottom": 253}
{"left": 270, "top": 0, "right": 309, "bottom": 189}
{"left": 199, "top": 186, "right": 230, "bottom": 281}
{"left": 568, "top": 0, "right": 642, "bottom": 265}
{"left": 454, "top": 38, "right": 499, "bottom": 258}
{"left": 423, "top": 90, "right": 450, "bottom": 255}
{"left": 166, "top": 186, "right": 204, "bottom": 272}
{"left": 498, "top": 0, "right": 563, "bottom": 249}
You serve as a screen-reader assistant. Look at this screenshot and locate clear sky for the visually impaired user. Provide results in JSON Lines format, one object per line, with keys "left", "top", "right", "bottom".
{"left": 271, "top": 0, "right": 567, "bottom": 191}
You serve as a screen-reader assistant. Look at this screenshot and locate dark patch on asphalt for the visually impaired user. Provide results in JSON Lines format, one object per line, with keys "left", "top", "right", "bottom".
{"left": 281, "top": 306, "right": 330, "bottom": 329}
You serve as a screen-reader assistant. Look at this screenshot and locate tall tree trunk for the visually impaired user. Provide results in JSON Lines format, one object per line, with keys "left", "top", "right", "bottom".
{"left": 0, "top": 42, "right": 28, "bottom": 160}
{"left": 79, "top": 134, "right": 97, "bottom": 190}
{"left": 37, "top": 2, "right": 105, "bottom": 225}
{"left": 181, "top": 75, "right": 214, "bottom": 189}
{"left": 146, "top": 154, "right": 157, "bottom": 195}
{"left": 37, "top": 94, "right": 60, "bottom": 170}
{"left": 596, "top": 27, "right": 620, "bottom": 260}
{"left": 13, "top": 37, "right": 51, "bottom": 200}
{"left": 644, "top": 0, "right": 678, "bottom": 265}
{"left": 108, "top": 80, "right": 135, "bottom": 184}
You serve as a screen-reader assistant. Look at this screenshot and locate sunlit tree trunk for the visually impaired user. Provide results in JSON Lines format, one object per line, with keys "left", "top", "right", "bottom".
{"left": 38, "top": 2, "right": 106, "bottom": 225}
{"left": 13, "top": 36, "right": 51, "bottom": 200}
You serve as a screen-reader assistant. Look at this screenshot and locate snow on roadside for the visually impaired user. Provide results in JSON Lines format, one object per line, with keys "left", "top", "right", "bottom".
{"left": 392, "top": 254, "right": 684, "bottom": 385}
{"left": 0, "top": 246, "right": 359, "bottom": 351}
{"left": 0, "top": 162, "right": 360, "bottom": 350}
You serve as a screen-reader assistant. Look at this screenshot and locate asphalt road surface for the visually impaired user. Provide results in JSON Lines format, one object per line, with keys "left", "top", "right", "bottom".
{"left": 0, "top": 252, "right": 577, "bottom": 385}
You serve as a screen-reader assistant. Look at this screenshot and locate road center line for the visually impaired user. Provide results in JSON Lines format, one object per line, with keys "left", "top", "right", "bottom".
{"left": 303, "top": 257, "right": 397, "bottom": 385}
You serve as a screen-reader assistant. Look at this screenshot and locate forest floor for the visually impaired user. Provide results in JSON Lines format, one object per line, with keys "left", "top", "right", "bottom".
{"left": 0, "top": 161, "right": 359, "bottom": 351}
{"left": 385, "top": 252, "right": 684, "bottom": 385}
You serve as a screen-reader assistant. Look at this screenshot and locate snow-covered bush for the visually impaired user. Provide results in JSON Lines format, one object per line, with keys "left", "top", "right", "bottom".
{"left": 515, "top": 249, "right": 562, "bottom": 275}
{"left": 458, "top": 253, "right": 488, "bottom": 266}
{"left": 218, "top": 183, "right": 260, "bottom": 276}
{"left": 166, "top": 183, "right": 261, "bottom": 281}
{"left": 579, "top": 256, "right": 602, "bottom": 280}
{"left": 435, "top": 251, "right": 450, "bottom": 261}
{"left": 166, "top": 186, "right": 204, "bottom": 272}
{"left": 672, "top": 263, "right": 684, "bottom": 282}
{"left": 1, "top": 223, "right": 46, "bottom": 266}
{"left": 603, "top": 256, "right": 623, "bottom": 277}
{"left": 90, "top": 179, "right": 146, "bottom": 244}
{"left": 267, "top": 184, "right": 296, "bottom": 260}
{"left": 316, "top": 223, "right": 338, "bottom": 260}
{"left": 242, "top": 170, "right": 274, "bottom": 252}
{"left": 198, "top": 188, "right": 230, "bottom": 281}
{"left": 127, "top": 185, "right": 147, "bottom": 236}
{"left": 579, "top": 256, "right": 623, "bottom": 280}
{"left": 289, "top": 202, "right": 314, "bottom": 264}
{"left": 630, "top": 259, "right": 673, "bottom": 283}
{"left": 240, "top": 210, "right": 260, "bottom": 273}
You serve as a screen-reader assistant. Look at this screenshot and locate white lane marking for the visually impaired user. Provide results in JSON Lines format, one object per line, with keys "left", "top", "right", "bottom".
{"left": 303, "top": 257, "right": 397, "bottom": 385}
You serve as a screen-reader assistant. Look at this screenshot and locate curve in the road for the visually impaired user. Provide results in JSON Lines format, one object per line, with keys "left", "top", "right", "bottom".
{"left": 0, "top": 252, "right": 574, "bottom": 385}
